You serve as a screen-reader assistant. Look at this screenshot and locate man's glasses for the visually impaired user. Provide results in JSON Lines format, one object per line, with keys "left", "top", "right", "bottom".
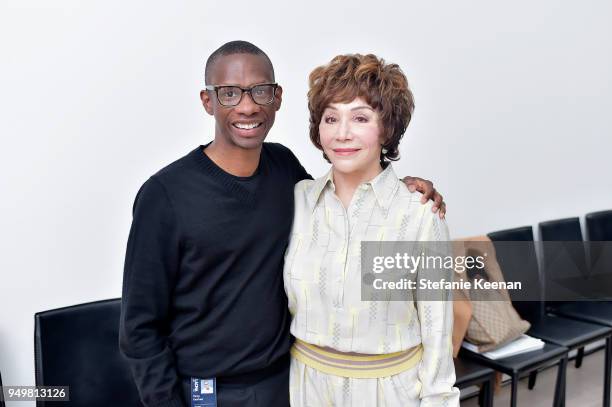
{"left": 204, "top": 83, "right": 279, "bottom": 107}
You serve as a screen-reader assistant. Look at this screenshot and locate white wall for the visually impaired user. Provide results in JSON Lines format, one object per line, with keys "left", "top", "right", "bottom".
{"left": 1, "top": 0, "right": 611, "bottom": 403}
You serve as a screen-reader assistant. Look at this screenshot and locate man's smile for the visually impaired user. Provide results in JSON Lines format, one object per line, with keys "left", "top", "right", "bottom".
{"left": 232, "top": 121, "right": 263, "bottom": 130}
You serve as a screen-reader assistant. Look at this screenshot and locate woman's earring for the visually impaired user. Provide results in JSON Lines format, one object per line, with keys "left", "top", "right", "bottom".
{"left": 382, "top": 147, "right": 388, "bottom": 154}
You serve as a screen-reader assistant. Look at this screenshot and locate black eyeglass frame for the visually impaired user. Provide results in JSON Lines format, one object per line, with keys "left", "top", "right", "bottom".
{"left": 204, "top": 83, "right": 279, "bottom": 107}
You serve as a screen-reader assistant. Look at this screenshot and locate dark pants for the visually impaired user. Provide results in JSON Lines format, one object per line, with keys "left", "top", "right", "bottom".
{"left": 181, "top": 356, "right": 290, "bottom": 407}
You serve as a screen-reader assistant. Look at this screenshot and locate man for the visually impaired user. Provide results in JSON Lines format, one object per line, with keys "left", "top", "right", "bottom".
{"left": 119, "top": 40, "right": 447, "bottom": 407}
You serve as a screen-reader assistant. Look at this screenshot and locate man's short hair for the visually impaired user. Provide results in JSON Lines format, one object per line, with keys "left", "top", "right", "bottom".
{"left": 307, "top": 54, "right": 415, "bottom": 164}
{"left": 205, "top": 40, "right": 275, "bottom": 84}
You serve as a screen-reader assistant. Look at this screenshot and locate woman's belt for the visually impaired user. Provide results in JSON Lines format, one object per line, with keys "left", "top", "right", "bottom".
{"left": 290, "top": 339, "right": 423, "bottom": 378}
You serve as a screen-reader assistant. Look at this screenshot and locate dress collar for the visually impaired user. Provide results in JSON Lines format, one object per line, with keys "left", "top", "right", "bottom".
{"left": 306, "top": 164, "right": 399, "bottom": 212}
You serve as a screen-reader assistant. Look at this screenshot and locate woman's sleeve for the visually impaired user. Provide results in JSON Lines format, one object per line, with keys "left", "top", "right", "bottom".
{"left": 415, "top": 210, "right": 461, "bottom": 407}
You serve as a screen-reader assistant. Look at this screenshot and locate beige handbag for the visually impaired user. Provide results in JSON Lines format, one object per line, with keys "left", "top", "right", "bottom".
{"left": 453, "top": 236, "right": 530, "bottom": 353}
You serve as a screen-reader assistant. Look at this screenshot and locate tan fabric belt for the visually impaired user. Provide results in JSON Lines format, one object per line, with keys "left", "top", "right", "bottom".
{"left": 291, "top": 339, "right": 423, "bottom": 379}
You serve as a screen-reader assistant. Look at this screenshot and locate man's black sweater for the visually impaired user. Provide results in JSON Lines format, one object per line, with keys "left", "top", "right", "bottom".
{"left": 119, "top": 143, "right": 309, "bottom": 407}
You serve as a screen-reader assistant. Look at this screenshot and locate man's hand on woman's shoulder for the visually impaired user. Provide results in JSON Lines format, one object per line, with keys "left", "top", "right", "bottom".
{"left": 401, "top": 176, "right": 446, "bottom": 219}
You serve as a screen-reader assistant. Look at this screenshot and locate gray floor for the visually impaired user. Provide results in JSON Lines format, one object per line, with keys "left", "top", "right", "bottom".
{"left": 460, "top": 344, "right": 610, "bottom": 407}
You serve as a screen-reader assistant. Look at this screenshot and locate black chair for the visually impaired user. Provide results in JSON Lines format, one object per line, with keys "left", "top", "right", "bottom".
{"left": 539, "top": 217, "right": 612, "bottom": 332}
{"left": 459, "top": 344, "right": 567, "bottom": 407}
{"left": 539, "top": 217, "right": 612, "bottom": 407}
{"left": 35, "top": 299, "right": 143, "bottom": 407}
{"left": 456, "top": 226, "right": 570, "bottom": 407}
{"left": 488, "top": 225, "right": 612, "bottom": 407}
{"left": 454, "top": 357, "right": 495, "bottom": 407}
{"left": 541, "top": 216, "right": 612, "bottom": 327}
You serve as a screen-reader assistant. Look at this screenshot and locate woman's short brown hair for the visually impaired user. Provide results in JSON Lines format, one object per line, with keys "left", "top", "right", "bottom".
{"left": 308, "top": 54, "right": 415, "bottom": 164}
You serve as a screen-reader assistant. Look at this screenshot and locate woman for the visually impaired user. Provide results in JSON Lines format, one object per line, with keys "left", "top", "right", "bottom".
{"left": 284, "top": 54, "right": 460, "bottom": 406}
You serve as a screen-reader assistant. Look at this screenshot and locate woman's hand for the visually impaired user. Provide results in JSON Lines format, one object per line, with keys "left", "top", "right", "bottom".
{"left": 401, "top": 176, "right": 446, "bottom": 219}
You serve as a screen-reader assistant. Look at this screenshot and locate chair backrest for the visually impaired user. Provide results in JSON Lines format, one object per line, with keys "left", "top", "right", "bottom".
{"left": 538, "top": 217, "right": 612, "bottom": 301}
{"left": 487, "top": 226, "right": 544, "bottom": 321}
{"left": 586, "top": 210, "right": 612, "bottom": 241}
{"left": 539, "top": 217, "right": 591, "bottom": 293}
{"left": 585, "top": 210, "right": 612, "bottom": 279}
{"left": 34, "top": 299, "right": 143, "bottom": 407}
{"left": 540, "top": 217, "right": 584, "bottom": 241}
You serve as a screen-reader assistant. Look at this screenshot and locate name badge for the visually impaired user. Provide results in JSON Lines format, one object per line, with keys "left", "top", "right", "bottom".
{"left": 191, "top": 377, "right": 217, "bottom": 407}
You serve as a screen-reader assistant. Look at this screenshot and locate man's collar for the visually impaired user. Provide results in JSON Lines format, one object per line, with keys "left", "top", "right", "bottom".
{"left": 306, "top": 164, "right": 399, "bottom": 212}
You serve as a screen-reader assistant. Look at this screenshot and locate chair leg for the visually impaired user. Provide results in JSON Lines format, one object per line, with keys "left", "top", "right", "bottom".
{"left": 561, "top": 360, "right": 567, "bottom": 407}
{"left": 553, "top": 356, "right": 568, "bottom": 407}
{"left": 478, "top": 379, "right": 493, "bottom": 407}
{"left": 576, "top": 346, "right": 585, "bottom": 368}
{"left": 528, "top": 370, "right": 538, "bottom": 390}
{"left": 604, "top": 337, "right": 611, "bottom": 407}
{"left": 510, "top": 373, "right": 518, "bottom": 407}
{"left": 484, "top": 373, "right": 495, "bottom": 407}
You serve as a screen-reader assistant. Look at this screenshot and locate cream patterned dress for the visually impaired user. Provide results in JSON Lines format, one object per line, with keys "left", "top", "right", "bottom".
{"left": 284, "top": 164, "right": 460, "bottom": 407}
